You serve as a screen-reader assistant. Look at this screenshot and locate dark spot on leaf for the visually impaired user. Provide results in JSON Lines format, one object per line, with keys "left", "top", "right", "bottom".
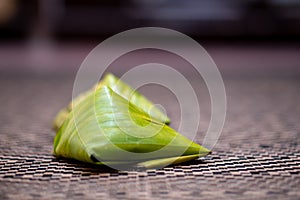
{"left": 90, "top": 155, "right": 99, "bottom": 162}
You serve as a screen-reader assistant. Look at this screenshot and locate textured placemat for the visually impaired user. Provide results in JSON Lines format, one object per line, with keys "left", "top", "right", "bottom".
{"left": 0, "top": 74, "right": 299, "bottom": 200}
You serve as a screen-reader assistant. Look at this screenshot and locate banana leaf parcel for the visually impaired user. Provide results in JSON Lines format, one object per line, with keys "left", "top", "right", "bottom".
{"left": 53, "top": 74, "right": 210, "bottom": 169}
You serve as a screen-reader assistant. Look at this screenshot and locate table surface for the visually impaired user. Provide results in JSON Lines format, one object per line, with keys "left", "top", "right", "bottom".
{"left": 0, "top": 72, "right": 299, "bottom": 200}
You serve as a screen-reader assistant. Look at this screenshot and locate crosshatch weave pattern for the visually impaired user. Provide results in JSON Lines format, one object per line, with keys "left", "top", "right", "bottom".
{"left": 0, "top": 74, "right": 299, "bottom": 200}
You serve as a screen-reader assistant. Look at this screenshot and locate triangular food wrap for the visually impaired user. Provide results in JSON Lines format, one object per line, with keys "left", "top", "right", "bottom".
{"left": 53, "top": 74, "right": 210, "bottom": 169}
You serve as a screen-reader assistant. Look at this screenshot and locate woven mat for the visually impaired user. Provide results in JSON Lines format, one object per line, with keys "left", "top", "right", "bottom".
{"left": 0, "top": 74, "right": 299, "bottom": 200}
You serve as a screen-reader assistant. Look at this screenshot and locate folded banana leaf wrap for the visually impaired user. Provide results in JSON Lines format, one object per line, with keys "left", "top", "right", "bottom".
{"left": 53, "top": 74, "right": 210, "bottom": 169}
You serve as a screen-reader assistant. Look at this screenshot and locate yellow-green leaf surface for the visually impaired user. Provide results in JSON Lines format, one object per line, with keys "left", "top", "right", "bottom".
{"left": 53, "top": 73, "right": 170, "bottom": 130}
{"left": 53, "top": 86, "right": 210, "bottom": 169}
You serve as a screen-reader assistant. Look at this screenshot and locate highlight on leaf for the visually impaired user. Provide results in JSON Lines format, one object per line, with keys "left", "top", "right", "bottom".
{"left": 53, "top": 73, "right": 210, "bottom": 169}
{"left": 53, "top": 73, "right": 170, "bottom": 130}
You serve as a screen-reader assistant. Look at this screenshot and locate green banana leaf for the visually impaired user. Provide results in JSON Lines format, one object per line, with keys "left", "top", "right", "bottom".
{"left": 53, "top": 73, "right": 170, "bottom": 130}
{"left": 53, "top": 85, "right": 210, "bottom": 169}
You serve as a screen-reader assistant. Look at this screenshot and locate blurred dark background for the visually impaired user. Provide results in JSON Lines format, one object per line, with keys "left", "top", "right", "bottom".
{"left": 0, "top": 0, "right": 299, "bottom": 77}
{"left": 2, "top": 0, "right": 300, "bottom": 40}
